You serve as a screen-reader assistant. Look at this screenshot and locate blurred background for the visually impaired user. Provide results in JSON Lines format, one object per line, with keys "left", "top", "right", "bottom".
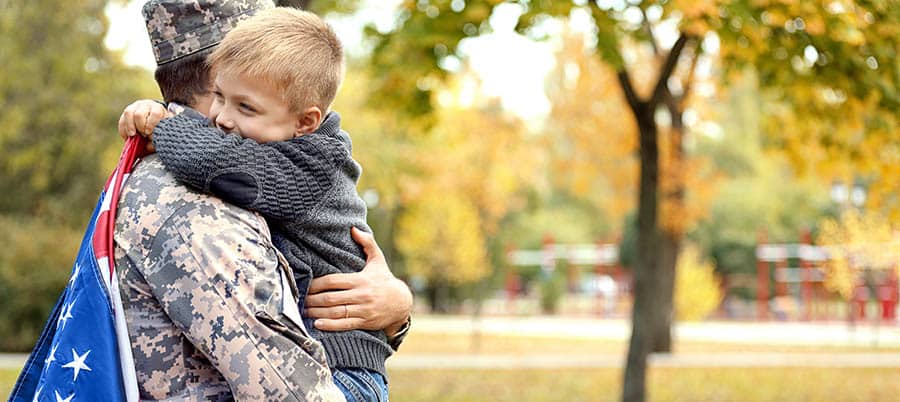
{"left": 1, "top": 0, "right": 898, "bottom": 401}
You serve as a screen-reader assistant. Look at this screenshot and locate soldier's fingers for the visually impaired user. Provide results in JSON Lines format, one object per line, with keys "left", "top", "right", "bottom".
{"left": 351, "top": 227, "right": 385, "bottom": 264}
{"left": 304, "top": 289, "right": 359, "bottom": 308}
{"left": 303, "top": 305, "right": 347, "bottom": 320}
{"left": 307, "top": 273, "right": 361, "bottom": 295}
{"left": 312, "top": 317, "right": 367, "bottom": 332}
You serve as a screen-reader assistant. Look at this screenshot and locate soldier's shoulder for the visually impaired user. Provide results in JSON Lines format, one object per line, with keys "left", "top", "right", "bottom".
{"left": 121, "top": 155, "right": 218, "bottom": 215}
{"left": 116, "top": 155, "right": 266, "bottom": 250}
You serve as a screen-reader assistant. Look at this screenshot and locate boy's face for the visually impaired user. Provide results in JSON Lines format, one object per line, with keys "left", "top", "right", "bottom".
{"left": 209, "top": 71, "right": 299, "bottom": 142}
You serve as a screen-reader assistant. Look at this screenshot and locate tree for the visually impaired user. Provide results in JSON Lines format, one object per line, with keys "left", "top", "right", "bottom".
{"left": 367, "top": 2, "right": 701, "bottom": 400}
{"left": 691, "top": 71, "right": 834, "bottom": 289}
{"left": 818, "top": 210, "right": 900, "bottom": 300}
{"left": 544, "top": 30, "right": 638, "bottom": 234}
{"left": 335, "top": 62, "right": 539, "bottom": 311}
{"left": 396, "top": 190, "right": 490, "bottom": 311}
{"left": 708, "top": 1, "right": 900, "bottom": 217}
{"left": 277, "top": 0, "right": 359, "bottom": 14}
{"left": 0, "top": 0, "right": 156, "bottom": 350}
{"left": 394, "top": 73, "right": 540, "bottom": 311}
{"left": 366, "top": 2, "right": 898, "bottom": 400}
{"left": 0, "top": 0, "right": 157, "bottom": 222}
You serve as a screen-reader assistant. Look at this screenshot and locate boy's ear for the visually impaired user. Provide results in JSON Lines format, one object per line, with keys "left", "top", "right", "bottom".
{"left": 294, "top": 106, "right": 323, "bottom": 137}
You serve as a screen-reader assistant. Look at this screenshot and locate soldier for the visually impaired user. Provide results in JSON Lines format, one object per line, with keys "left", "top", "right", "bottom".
{"left": 115, "top": 1, "right": 412, "bottom": 400}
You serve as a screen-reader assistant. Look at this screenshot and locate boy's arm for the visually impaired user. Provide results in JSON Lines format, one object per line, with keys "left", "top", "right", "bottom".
{"left": 153, "top": 113, "right": 345, "bottom": 220}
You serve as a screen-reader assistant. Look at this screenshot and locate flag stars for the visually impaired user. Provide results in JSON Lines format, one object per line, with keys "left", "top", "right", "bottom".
{"left": 45, "top": 343, "right": 59, "bottom": 366}
{"left": 57, "top": 300, "right": 76, "bottom": 330}
{"left": 69, "top": 263, "right": 81, "bottom": 285}
{"left": 54, "top": 390, "right": 74, "bottom": 402}
{"left": 61, "top": 348, "right": 92, "bottom": 382}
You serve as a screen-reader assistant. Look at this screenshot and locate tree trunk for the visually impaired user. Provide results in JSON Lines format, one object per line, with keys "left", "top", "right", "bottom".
{"left": 618, "top": 34, "right": 689, "bottom": 402}
{"left": 652, "top": 100, "right": 686, "bottom": 354}
{"left": 427, "top": 278, "right": 451, "bottom": 313}
{"left": 654, "top": 232, "right": 678, "bottom": 353}
{"left": 622, "top": 104, "right": 661, "bottom": 402}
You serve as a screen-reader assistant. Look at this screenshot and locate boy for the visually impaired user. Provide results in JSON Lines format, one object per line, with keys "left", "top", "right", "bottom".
{"left": 124, "top": 7, "right": 393, "bottom": 401}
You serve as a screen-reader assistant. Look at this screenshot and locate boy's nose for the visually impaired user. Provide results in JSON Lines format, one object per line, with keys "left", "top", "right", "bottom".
{"left": 214, "top": 112, "right": 236, "bottom": 133}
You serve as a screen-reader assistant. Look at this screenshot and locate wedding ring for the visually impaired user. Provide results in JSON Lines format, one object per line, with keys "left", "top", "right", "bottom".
{"left": 343, "top": 304, "right": 349, "bottom": 319}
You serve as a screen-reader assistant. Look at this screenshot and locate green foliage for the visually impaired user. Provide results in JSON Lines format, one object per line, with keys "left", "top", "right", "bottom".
{"left": 709, "top": 1, "right": 900, "bottom": 215}
{"left": 498, "top": 193, "right": 613, "bottom": 250}
{"left": 277, "top": 0, "right": 359, "bottom": 15}
{"left": 691, "top": 78, "right": 835, "bottom": 279}
{"left": 0, "top": 0, "right": 156, "bottom": 350}
{"left": 538, "top": 268, "right": 565, "bottom": 314}
{"left": 0, "top": 215, "right": 82, "bottom": 351}
{"left": 0, "top": 0, "right": 156, "bottom": 223}
{"left": 366, "top": 0, "right": 502, "bottom": 124}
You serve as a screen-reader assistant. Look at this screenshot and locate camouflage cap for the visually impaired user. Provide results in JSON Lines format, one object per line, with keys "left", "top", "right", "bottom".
{"left": 142, "top": 0, "right": 275, "bottom": 65}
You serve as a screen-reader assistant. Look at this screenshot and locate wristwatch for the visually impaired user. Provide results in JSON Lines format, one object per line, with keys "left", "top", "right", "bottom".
{"left": 387, "top": 315, "right": 411, "bottom": 351}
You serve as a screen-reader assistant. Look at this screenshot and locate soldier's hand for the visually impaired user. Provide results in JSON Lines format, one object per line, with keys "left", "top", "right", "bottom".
{"left": 305, "top": 228, "right": 412, "bottom": 335}
{"left": 118, "top": 99, "right": 169, "bottom": 141}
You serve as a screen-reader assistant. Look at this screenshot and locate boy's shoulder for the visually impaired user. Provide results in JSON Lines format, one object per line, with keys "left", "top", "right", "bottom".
{"left": 281, "top": 111, "right": 353, "bottom": 162}
{"left": 275, "top": 133, "right": 351, "bottom": 173}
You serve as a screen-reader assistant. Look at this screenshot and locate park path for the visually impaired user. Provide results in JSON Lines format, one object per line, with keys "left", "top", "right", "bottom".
{"left": 387, "top": 352, "right": 900, "bottom": 369}
{"left": 4, "top": 315, "right": 900, "bottom": 370}
{"left": 412, "top": 315, "right": 900, "bottom": 347}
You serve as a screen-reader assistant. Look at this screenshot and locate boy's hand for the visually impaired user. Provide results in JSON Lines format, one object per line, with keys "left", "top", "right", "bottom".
{"left": 118, "top": 99, "right": 169, "bottom": 142}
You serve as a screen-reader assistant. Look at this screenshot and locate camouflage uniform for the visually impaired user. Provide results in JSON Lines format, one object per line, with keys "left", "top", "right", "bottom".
{"left": 143, "top": 0, "right": 274, "bottom": 65}
{"left": 114, "top": 155, "right": 345, "bottom": 401}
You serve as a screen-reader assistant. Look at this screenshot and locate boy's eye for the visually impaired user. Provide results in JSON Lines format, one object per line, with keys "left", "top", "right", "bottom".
{"left": 213, "top": 91, "right": 224, "bottom": 99}
{"left": 239, "top": 103, "right": 256, "bottom": 113}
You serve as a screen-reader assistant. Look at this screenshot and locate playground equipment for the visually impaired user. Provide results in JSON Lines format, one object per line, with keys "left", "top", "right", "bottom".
{"left": 756, "top": 229, "right": 899, "bottom": 323}
{"left": 505, "top": 235, "right": 626, "bottom": 316}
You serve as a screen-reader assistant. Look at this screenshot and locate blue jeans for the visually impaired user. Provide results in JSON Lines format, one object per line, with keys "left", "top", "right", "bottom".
{"left": 333, "top": 368, "right": 389, "bottom": 402}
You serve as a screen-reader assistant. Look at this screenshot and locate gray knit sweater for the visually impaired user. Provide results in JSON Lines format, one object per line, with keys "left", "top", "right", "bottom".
{"left": 151, "top": 110, "right": 393, "bottom": 376}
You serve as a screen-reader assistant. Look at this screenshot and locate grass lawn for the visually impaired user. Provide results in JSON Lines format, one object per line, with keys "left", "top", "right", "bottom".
{"left": 1, "top": 369, "right": 17, "bottom": 399}
{"left": 2, "top": 367, "right": 897, "bottom": 401}
{"left": 4, "top": 333, "right": 897, "bottom": 401}
{"left": 386, "top": 367, "right": 900, "bottom": 402}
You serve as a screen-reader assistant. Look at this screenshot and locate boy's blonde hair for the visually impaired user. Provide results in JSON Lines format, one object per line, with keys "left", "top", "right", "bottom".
{"left": 208, "top": 7, "right": 344, "bottom": 113}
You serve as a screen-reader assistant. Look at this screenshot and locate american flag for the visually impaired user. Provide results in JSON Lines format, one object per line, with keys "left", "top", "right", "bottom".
{"left": 10, "top": 137, "right": 147, "bottom": 402}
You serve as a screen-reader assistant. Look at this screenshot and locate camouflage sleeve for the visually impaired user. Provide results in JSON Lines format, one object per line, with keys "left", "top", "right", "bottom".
{"left": 152, "top": 113, "right": 345, "bottom": 221}
{"left": 140, "top": 201, "right": 345, "bottom": 401}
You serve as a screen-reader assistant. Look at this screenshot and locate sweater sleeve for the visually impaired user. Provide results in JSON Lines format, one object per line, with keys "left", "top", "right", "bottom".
{"left": 152, "top": 113, "right": 347, "bottom": 221}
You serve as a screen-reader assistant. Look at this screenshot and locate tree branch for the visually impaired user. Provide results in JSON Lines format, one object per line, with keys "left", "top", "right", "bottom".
{"left": 639, "top": 6, "right": 660, "bottom": 57}
{"left": 650, "top": 33, "right": 689, "bottom": 109}
{"left": 680, "top": 40, "right": 702, "bottom": 106}
{"left": 618, "top": 69, "right": 642, "bottom": 114}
